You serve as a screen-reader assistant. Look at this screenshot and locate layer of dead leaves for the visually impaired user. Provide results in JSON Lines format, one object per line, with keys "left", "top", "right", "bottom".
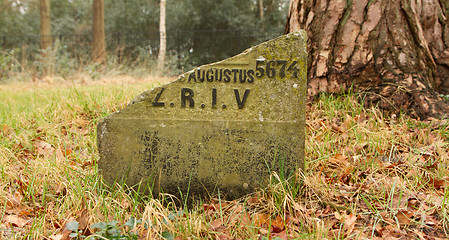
{"left": 1, "top": 93, "right": 448, "bottom": 239}
{"left": 201, "top": 197, "right": 296, "bottom": 239}
{"left": 299, "top": 102, "right": 449, "bottom": 239}
{"left": 1, "top": 119, "right": 95, "bottom": 239}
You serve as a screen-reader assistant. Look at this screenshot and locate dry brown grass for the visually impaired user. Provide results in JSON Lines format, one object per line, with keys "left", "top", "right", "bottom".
{"left": 0, "top": 77, "right": 448, "bottom": 239}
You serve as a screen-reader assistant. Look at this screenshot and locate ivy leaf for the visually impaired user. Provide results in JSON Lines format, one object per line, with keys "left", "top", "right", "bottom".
{"left": 69, "top": 232, "right": 79, "bottom": 238}
{"left": 91, "top": 221, "right": 107, "bottom": 230}
{"left": 66, "top": 220, "right": 79, "bottom": 232}
{"left": 161, "top": 231, "right": 174, "bottom": 240}
{"left": 124, "top": 217, "right": 136, "bottom": 228}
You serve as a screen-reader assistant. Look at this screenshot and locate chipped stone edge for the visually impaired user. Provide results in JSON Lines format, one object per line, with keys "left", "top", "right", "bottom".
{"left": 127, "top": 31, "right": 306, "bottom": 106}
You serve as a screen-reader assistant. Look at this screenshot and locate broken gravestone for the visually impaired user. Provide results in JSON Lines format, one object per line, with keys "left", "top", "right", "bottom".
{"left": 97, "top": 31, "right": 307, "bottom": 200}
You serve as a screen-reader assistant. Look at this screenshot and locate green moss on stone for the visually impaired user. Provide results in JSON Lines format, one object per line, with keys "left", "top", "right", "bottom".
{"left": 97, "top": 32, "right": 307, "bottom": 201}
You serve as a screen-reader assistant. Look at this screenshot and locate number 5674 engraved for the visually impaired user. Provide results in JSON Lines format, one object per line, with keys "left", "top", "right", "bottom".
{"left": 255, "top": 60, "right": 299, "bottom": 78}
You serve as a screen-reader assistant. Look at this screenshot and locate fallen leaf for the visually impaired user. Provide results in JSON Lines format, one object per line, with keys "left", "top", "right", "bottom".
{"left": 209, "top": 219, "right": 223, "bottom": 231}
{"left": 327, "top": 154, "right": 350, "bottom": 169}
{"left": 322, "top": 205, "right": 332, "bottom": 215}
{"left": 424, "top": 159, "right": 439, "bottom": 170}
{"left": 49, "top": 234, "right": 64, "bottom": 240}
{"left": 64, "top": 148, "right": 73, "bottom": 157}
{"left": 76, "top": 209, "right": 91, "bottom": 236}
{"left": 34, "top": 140, "right": 54, "bottom": 157}
{"left": 1, "top": 124, "right": 13, "bottom": 136}
{"left": 380, "top": 225, "right": 402, "bottom": 238}
{"left": 331, "top": 123, "right": 343, "bottom": 133}
{"left": 380, "top": 212, "right": 395, "bottom": 225}
{"left": 432, "top": 178, "right": 447, "bottom": 190}
{"left": 120, "top": 198, "right": 131, "bottom": 209}
{"left": 60, "top": 227, "right": 71, "bottom": 240}
{"left": 417, "top": 144, "right": 436, "bottom": 156}
{"left": 247, "top": 196, "right": 259, "bottom": 204}
{"left": 374, "top": 223, "right": 382, "bottom": 236}
{"left": 254, "top": 213, "right": 269, "bottom": 228}
{"left": 60, "top": 217, "right": 76, "bottom": 240}
{"left": 54, "top": 184, "right": 67, "bottom": 197}
{"left": 271, "top": 230, "right": 289, "bottom": 240}
{"left": 216, "top": 233, "right": 230, "bottom": 240}
{"left": 411, "top": 229, "right": 427, "bottom": 240}
{"left": 203, "top": 203, "right": 216, "bottom": 211}
{"left": 240, "top": 211, "right": 251, "bottom": 226}
{"left": 3, "top": 214, "right": 28, "bottom": 228}
{"left": 259, "top": 227, "right": 269, "bottom": 235}
{"left": 396, "top": 210, "right": 413, "bottom": 225}
{"left": 5, "top": 205, "right": 33, "bottom": 216}
{"left": 333, "top": 154, "right": 349, "bottom": 165}
{"left": 328, "top": 228, "right": 344, "bottom": 239}
{"left": 343, "top": 213, "right": 357, "bottom": 236}
{"left": 271, "top": 215, "right": 285, "bottom": 233}
{"left": 227, "top": 204, "right": 245, "bottom": 226}
{"left": 6, "top": 191, "right": 23, "bottom": 207}
{"left": 230, "top": 203, "right": 243, "bottom": 214}
{"left": 334, "top": 211, "right": 342, "bottom": 221}
{"left": 407, "top": 198, "right": 420, "bottom": 210}
{"left": 423, "top": 215, "right": 439, "bottom": 226}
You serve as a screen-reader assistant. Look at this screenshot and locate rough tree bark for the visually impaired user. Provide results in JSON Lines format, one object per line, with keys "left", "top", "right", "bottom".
{"left": 156, "top": 0, "right": 167, "bottom": 75}
{"left": 40, "top": 0, "right": 51, "bottom": 50}
{"left": 92, "top": 0, "right": 105, "bottom": 63}
{"left": 285, "top": 0, "right": 449, "bottom": 119}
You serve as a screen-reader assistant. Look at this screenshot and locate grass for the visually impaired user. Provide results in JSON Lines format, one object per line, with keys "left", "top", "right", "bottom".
{"left": 0, "top": 77, "right": 448, "bottom": 239}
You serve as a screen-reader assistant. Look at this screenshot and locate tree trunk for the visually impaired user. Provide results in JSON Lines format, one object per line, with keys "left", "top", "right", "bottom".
{"left": 156, "top": 0, "right": 167, "bottom": 75}
{"left": 259, "top": 0, "right": 264, "bottom": 20}
{"left": 285, "top": 0, "right": 449, "bottom": 119}
{"left": 2, "top": 0, "right": 10, "bottom": 9}
{"left": 40, "top": 0, "right": 51, "bottom": 50}
{"left": 92, "top": 0, "right": 105, "bottom": 63}
{"left": 265, "top": 0, "right": 278, "bottom": 18}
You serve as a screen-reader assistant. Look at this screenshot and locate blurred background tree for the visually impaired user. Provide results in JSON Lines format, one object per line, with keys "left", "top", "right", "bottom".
{"left": 0, "top": 0, "right": 289, "bottom": 77}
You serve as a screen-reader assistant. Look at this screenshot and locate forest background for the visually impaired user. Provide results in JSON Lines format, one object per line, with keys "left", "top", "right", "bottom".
{"left": 0, "top": 0, "right": 289, "bottom": 81}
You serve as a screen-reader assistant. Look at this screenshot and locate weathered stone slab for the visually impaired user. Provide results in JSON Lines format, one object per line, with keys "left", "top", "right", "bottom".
{"left": 97, "top": 31, "right": 307, "bottom": 200}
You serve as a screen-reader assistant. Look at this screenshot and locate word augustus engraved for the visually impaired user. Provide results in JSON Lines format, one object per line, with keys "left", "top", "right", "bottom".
{"left": 151, "top": 60, "right": 299, "bottom": 110}
{"left": 97, "top": 32, "right": 307, "bottom": 201}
